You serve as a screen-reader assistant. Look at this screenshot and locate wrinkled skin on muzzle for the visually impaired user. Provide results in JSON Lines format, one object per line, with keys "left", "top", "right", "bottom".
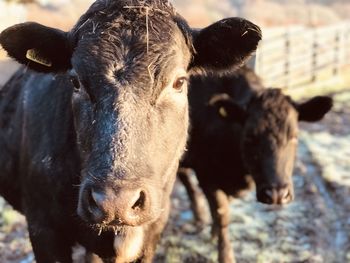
{"left": 244, "top": 133, "right": 297, "bottom": 205}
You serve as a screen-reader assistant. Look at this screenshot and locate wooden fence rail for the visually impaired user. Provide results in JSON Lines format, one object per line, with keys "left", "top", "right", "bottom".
{"left": 253, "top": 22, "right": 350, "bottom": 89}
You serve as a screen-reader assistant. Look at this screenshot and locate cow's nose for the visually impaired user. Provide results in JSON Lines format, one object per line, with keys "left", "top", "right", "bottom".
{"left": 257, "top": 186, "right": 293, "bottom": 205}
{"left": 79, "top": 186, "right": 148, "bottom": 225}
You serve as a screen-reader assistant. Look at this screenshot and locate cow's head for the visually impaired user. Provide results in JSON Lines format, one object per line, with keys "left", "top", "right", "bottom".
{"left": 0, "top": 0, "right": 261, "bottom": 231}
{"left": 212, "top": 89, "right": 332, "bottom": 205}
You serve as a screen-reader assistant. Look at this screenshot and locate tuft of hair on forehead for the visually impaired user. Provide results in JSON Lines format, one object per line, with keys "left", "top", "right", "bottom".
{"left": 72, "top": 0, "right": 175, "bottom": 32}
{"left": 69, "top": 0, "right": 179, "bottom": 51}
{"left": 88, "top": 0, "right": 174, "bottom": 14}
{"left": 70, "top": 0, "right": 185, "bottom": 60}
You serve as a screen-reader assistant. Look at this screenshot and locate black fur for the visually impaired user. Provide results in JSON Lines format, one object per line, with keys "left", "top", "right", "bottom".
{"left": 190, "top": 18, "right": 262, "bottom": 74}
{"left": 0, "top": 0, "right": 261, "bottom": 262}
{"left": 0, "top": 22, "right": 72, "bottom": 72}
{"left": 297, "top": 96, "right": 333, "bottom": 122}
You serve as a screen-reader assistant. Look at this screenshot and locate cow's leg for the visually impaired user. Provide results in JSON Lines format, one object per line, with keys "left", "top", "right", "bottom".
{"left": 205, "top": 188, "right": 235, "bottom": 263}
{"left": 178, "top": 168, "right": 210, "bottom": 228}
{"left": 27, "top": 223, "right": 73, "bottom": 263}
{"left": 0, "top": 142, "right": 22, "bottom": 211}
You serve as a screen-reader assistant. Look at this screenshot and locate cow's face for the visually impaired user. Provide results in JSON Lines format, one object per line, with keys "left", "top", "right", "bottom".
{"left": 212, "top": 89, "right": 332, "bottom": 205}
{"left": 0, "top": 0, "right": 261, "bottom": 230}
{"left": 69, "top": 2, "right": 194, "bottom": 228}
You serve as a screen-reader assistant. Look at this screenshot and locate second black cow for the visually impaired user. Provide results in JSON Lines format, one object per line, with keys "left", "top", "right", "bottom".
{"left": 179, "top": 66, "right": 333, "bottom": 263}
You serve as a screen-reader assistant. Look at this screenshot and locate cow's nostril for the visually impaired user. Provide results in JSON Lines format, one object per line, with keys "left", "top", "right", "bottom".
{"left": 86, "top": 189, "right": 107, "bottom": 223}
{"left": 91, "top": 190, "right": 106, "bottom": 210}
{"left": 280, "top": 188, "right": 289, "bottom": 199}
{"left": 279, "top": 187, "right": 292, "bottom": 204}
{"left": 261, "top": 188, "right": 275, "bottom": 204}
{"left": 257, "top": 187, "right": 272, "bottom": 204}
{"left": 132, "top": 191, "right": 146, "bottom": 210}
{"left": 265, "top": 189, "right": 274, "bottom": 200}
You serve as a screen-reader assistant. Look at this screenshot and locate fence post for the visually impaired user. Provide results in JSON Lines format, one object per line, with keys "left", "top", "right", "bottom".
{"left": 311, "top": 29, "right": 318, "bottom": 82}
{"left": 345, "top": 25, "right": 350, "bottom": 66}
{"left": 254, "top": 44, "right": 263, "bottom": 76}
{"left": 285, "top": 29, "right": 291, "bottom": 89}
{"left": 333, "top": 29, "right": 341, "bottom": 77}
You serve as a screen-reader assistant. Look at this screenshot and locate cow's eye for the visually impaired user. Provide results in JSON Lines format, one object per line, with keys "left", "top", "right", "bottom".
{"left": 70, "top": 75, "right": 81, "bottom": 92}
{"left": 173, "top": 77, "right": 187, "bottom": 92}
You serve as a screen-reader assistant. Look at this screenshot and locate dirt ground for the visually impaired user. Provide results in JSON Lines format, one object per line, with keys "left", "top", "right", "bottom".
{"left": 0, "top": 58, "right": 20, "bottom": 87}
{"left": 0, "top": 60, "right": 349, "bottom": 263}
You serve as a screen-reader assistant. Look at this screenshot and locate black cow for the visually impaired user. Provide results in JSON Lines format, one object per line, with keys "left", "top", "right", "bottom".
{"left": 0, "top": 0, "right": 261, "bottom": 262}
{"left": 179, "top": 66, "right": 333, "bottom": 263}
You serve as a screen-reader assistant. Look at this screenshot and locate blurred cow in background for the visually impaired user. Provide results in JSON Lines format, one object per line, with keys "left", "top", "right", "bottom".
{"left": 180, "top": 66, "right": 333, "bottom": 263}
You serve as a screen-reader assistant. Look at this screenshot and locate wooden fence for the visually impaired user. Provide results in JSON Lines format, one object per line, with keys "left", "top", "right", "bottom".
{"left": 253, "top": 23, "right": 350, "bottom": 89}
{"left": 0, "top": 3, "right": 27, "bottom": 32}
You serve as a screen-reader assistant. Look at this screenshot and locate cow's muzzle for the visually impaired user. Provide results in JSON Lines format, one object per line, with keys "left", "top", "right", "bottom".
{"left": 78, "top": 183, "right": 153, "bottom": 226}
{"left": 256, "top": 184, "right": 294, "bottom": 205}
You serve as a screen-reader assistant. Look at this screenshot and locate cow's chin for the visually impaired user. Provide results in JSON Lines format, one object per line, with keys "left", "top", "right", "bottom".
{"left": 89, "top": 224, "right": 145, "bottom": 262}
{"left": 114, "top": 226, "right": 145, "bottom": 263}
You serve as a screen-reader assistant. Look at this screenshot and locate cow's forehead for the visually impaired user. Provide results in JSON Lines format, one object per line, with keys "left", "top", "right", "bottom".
{"left": 70, "top": 0, "right": 191, "bottom": 78}
{"left": 72, "top": 22, "right": 189, "bottom": 83}
{"left": 245, "top": 92, "right": 299, "bottom": 145}
{"left": 72, "top": 0, "right": 177, "bottom": 36}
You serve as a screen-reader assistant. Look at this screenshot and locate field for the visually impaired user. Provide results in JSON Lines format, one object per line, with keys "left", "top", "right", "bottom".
{"left": 0, "top": 1, "right": 350, "bottom": 262}
{"left": 157, "top": 91, "right": 350, "bottom": 263}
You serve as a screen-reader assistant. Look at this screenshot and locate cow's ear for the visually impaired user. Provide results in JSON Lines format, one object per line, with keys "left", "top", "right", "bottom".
{"left": 0, "top": 22, "right": 72, "bottom": 73}
{"left": 189, "top": 18, "right": 261, "bottom": 74}
{"left": 210, "top": 96, "right": 247, "bottom": 124}
{"left": 297, "top": 96, "right": 333, "bottom": 122}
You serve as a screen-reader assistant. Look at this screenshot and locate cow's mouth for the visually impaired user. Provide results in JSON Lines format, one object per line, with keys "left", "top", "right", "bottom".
{"left": 89, "top": 213, "right": 156, "bottom": 235}
{"left": 90, "top": 223, "right": 126, "bottom": 236}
